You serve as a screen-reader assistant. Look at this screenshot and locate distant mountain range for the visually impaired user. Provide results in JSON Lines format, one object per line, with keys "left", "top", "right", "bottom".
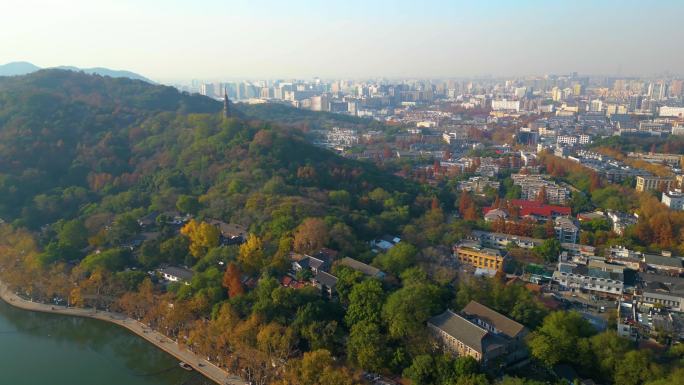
{"left": 0, "top": 61, "right": 153, "bottom": 83}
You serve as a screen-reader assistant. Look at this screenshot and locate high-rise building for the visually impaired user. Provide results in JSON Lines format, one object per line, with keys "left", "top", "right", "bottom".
{"left": 200, "top": 83, "right": 215, "bottom": 98}
{"left": 573, "top": 83, "right": 582, "bottom": 96}
{"left": 670, "top": 80, "right": 683, "bottom": 97}
{"left": 589, "top": 99, "right": 603, "bottom": 112}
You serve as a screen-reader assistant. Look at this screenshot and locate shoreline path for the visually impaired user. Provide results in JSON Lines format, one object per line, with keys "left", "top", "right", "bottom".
{"left": 0, "top": 280, "right": 246, "bottom": 385}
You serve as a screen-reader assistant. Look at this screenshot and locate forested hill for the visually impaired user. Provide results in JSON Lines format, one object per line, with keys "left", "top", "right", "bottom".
{"left": 0, "top": 70, "right": 419, "bottom": 245}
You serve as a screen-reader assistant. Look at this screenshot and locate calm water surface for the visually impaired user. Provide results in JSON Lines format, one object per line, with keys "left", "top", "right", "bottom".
{"left": 0, "top": 300, "right": 213, "bottom": 385}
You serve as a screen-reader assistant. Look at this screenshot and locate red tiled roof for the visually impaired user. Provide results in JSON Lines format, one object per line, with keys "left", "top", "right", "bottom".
{"left": 484, "top": 199, "right": 570, "bottom": 219}
{"left": 281, "top": 276, "right": 294, "bottom": 287}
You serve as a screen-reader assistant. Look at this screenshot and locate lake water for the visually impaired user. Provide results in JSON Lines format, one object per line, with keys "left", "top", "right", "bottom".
{"left": 0, "top": 300, "right": 214, "bottom": 385}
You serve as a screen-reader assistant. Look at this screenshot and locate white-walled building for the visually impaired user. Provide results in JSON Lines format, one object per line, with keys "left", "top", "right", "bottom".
{"left": 662, "top": 190, "right": 684, "bottom": 210}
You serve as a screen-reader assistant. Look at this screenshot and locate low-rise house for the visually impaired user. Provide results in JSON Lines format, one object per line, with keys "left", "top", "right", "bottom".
{"left": 311, "top": 271, "right": 338, "bottom": 298}
{"left": 428, "top": 309, "right": 507, "bottom": 366}
{"left": 617, "top": 301, "right": 639, "bottom": 340}
{"left": 137, "top": 211, "right": 159, "bottom": 228}
{"left": 160, "top": 211, "right": 192, "bottom": 225}
{"left": 207, "top": 220, "right": 248, "bottom": 245}
{"left": 336, "top": 257, "right": 386, "bottom": 279}
{"left": 157, "top": 266, "right": 194, "bottom": 285}
{"left": 484, "top": 209, "right": 508, "bottom": 222}
{"left": 292, "top": 254, "right": 329, "bottom": 275}
{"left": 371, "top": 235, "right": 401, "bottom": 252}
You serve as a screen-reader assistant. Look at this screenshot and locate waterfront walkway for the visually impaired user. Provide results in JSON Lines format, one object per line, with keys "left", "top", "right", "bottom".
{"left": 0, "top": 281, "right": 246, "bottom": 385}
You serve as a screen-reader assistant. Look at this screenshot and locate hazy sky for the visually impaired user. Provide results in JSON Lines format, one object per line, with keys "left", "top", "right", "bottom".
{"left": 2, "top": 0, "right": 683, "bottom": 82}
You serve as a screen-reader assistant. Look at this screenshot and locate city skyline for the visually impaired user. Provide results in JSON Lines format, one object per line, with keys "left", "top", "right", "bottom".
{"left": 2, "top": 0, "right": 684, "bottom": 83}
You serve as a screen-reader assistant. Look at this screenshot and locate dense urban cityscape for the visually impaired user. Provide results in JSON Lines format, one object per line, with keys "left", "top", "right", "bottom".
{"left": 2, "top": 1, "right": 684, "bottom": 385}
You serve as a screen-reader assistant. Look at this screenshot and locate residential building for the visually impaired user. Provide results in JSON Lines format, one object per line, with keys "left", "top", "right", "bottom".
{"left": 617, "top": 301, "right": 638, "bottom": 340}
{"left": 627, "top": 152, "right": 682, "bottom": 167}
{"left": 643, "top": 252, "right": 684, "bottom": 275}
{"left": 484, "top": 208, "right": 508, "bottom": 222}
{"left": 207, "top": 220, "right": 248, "bottom": 245}
{"left": 662, "top": 190, "right": 684, "bottom": 210}
{"left": 635, "top": 176, "right": 675, "bottom": 192}
{"left": 470, "top": 230, "right": 543, "bottom": 250}
{"left": 554, "top": 216, "right": 579, "bottom": 244}
{"left": 458, "top": 176, "right": 501, "bottom": 194}
{"left": 311, "top": 271, "right": 338, "bottom": 298}
{"left": 511, "top": 174, "right": 570, "bottom": 205}
{"left": 491, "top": 99, "right": 521, "bottom": 112}
{"left": 641, "top": 291, "right": 684, "bottom": 312}
{"left": 428, "top": 309, "right": 507, "bottom": 366}
{"left": 639, "top": 273, "right": 684, "bottom": 312}
{"left": 455, "top": 244, "right": 507, "bottom": 271}
{"left": 553, "top": 261, "right": 624, "bottom": 297}
{"left": 291, "top": 254, "right": 329, "bottom": 275}
{"left": 606, "top": 211, "right": 638, "bottom": 235}
{"left": 659, "top": 106, "right": 684, "bottom": 117}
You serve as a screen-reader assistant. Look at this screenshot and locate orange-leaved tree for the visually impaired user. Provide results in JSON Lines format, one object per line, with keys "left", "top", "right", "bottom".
{"left": 222, "top": 262, "right": 244, "bottom": 298}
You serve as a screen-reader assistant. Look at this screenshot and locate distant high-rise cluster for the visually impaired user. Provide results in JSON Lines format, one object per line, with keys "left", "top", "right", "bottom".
{"left": 179, "top": 74, "right": 684, "bottom": 123}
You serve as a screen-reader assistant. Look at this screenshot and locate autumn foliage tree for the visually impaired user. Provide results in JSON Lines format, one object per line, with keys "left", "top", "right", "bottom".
{"left": 458, "top": 192, "right": 478, "bottom": 221}
{"left": 536, "top": 186, "right": 547, "bottom": 203}
{"left": 222, "top": 262, "right": 245, "bottom": 298}
{"left": 180, "top": 219, "right": 220, "bottom": 258}
{"left": 293, "top": 217, "right": 329, "bottom": 254}
{"left": 238, "top": 234, "right": 265, "bottom": 275}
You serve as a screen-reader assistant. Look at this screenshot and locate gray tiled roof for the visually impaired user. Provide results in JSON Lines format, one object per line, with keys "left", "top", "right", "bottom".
{"left": 313, "top": 271, "right": 338, "bottom": 288}
{"left": 462, "top": 301, "right": 526, "bottom": 338}
{"left": 338, "top": 257, "right": 384, "bottom": 277}
{"left": 428, "top": 309, "right": 506, "bottom": 355}
{"left": 644, "top": 254, "right": 683, "bottom": 269}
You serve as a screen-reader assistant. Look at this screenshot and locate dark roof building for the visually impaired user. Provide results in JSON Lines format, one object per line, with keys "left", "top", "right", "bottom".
{"left": 643, "top": 253, "right": 684, "bottom": 274}
{"left": 462, "top": 301, "right": 527, "bottom": 339}
{"left": 337, "top": 257, "right": 386, "bottom": 279}
{"left": 428, "top": 309, "right": 507, "bottom": 366}
{"left": 157, "top": 266, "right": 194, "bottom": 284}
{"left": 312, "top": 271, "right": 338, "bottom": 298}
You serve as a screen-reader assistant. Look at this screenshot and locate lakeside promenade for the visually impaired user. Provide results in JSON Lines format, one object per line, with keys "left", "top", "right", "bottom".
{"left": 0, "top": 280, "right": 246, "bottom": 385}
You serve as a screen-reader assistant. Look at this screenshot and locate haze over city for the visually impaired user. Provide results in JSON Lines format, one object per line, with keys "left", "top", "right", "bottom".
{"left": 2, "top": 0, "right": 684, "bottom": 82}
